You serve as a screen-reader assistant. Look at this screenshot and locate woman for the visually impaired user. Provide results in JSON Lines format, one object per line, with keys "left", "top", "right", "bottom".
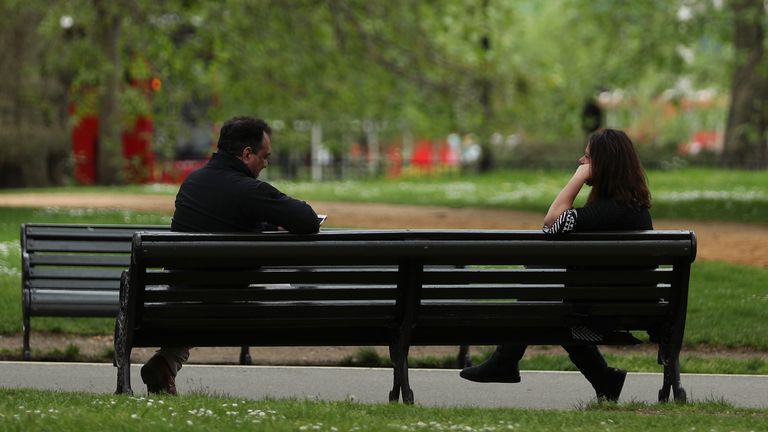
{"left": 459, "top": 128, "right": 652, "bottom": 402}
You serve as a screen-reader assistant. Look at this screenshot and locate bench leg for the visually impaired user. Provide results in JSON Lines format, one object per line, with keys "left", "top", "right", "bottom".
{"left": 388, "top": 343, "right": 414, "bottom": 404}
{"left": 22, "top": 290, "right": 31, "bottom": 361}
{"left": 115, "top": 353, "right": 133, "bottom": 395}
{"left": 657, "top": 344, "right": 686, "bottom": 403}
{"left": 388, "top": 344, "right": 402, "bottom": 402}
{"left": 114, "top": 271, "right": 134, "bottom": 395}
{"left": 22, "top": 317, "right": 31, "bottom": 361}
{"left": 239, "top": 346, "right": 252, "bottom": 365}
{"left": 457, "top": 345, "right": 471, "bottom": 368}
{"left": 114, "top": 315, "right": 133, "bottom": 395}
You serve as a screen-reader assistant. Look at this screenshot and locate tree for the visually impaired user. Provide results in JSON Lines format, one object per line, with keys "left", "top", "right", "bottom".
{"left": 93, "top": 0, "right": 124, "bottom": 184}
{"left": 723, "top": 0, "right": 768, "bottom": 166}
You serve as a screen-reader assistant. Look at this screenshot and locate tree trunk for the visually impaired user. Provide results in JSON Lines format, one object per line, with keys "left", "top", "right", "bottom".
{"left": 95, "top": 1, "right": 124, "bottom": 184}
{"left": 723, "top": 0, "right": 768, "bottom": 168}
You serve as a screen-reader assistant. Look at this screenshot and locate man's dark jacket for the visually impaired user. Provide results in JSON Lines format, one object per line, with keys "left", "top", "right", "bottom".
{"left": 171, "top": 151, "right": 320, "bottom": 234}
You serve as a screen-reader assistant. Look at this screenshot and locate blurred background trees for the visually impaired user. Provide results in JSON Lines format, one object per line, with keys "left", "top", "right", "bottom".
{"left": 0, "top": 0, "right": 765, "bottom": 186}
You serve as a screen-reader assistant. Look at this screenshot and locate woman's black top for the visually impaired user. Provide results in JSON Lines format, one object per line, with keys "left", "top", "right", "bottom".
{"left": 544, "top": 198, "right": 653, "bottom": 233}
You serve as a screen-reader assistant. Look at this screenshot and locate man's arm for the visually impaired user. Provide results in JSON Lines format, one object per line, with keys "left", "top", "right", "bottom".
{"left": 244, "top": 182, "right": 320, "bottom": 234}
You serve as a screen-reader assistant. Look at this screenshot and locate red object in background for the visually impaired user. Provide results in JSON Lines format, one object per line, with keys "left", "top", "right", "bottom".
{"left": 157, "top": 159, "right": 208, "bottom": 183}
{"left": 678, "top": 130, "right": 722, "bottom": 156}
{"left": 70, "top": 107, "right": 99, "bottom": 184}
{"left": 70, "top": 72, "right": 161, "bottom": 184}
{"left": 411, "top": 140, "right": 434, "bottom": 168}
{"left": 122, "top": 116, "right": 156, "bottom": 183}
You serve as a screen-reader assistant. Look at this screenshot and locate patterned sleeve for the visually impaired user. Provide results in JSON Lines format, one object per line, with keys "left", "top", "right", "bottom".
{"left": 542, "top": 208, "right": 578, "bottom": 234}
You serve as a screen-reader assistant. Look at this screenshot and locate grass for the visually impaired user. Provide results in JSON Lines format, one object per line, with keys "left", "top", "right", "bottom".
{"left": 342, "top": 347, "right": 768, "bottom": 375}
{"left": 4, "top": 167, "right": 768, "bottom": 224}
{"left": 0, "top": 388, "right": 765, "bottom": 431}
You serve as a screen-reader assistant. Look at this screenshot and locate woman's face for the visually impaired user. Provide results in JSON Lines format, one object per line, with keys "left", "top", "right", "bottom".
{"left": 579, "top": 145, "right": 592, "bottom": 165}
{"left": 580, "top": 144, "right": 593, "bottom": 186}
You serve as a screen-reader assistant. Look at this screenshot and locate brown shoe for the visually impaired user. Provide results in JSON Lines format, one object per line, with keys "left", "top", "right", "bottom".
{"left": 141, "top": 356, "right": 177, "bottom": 395}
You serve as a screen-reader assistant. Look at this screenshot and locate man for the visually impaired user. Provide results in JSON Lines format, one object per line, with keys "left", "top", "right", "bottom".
{"left": 140, "top": 116, "right": 320, "bottom": 395}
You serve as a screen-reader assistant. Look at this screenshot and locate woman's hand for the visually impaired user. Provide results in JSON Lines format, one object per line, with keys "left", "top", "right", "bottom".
{"left": 543, "top": 163, "right": 591, "bottom": 227}
{"left": 575, "top": 163, "right": 591, "bottom": 185}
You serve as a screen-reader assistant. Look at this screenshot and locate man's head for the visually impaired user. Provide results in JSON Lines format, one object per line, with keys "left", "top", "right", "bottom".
{"left": 217, "top": 116, "right": 273, "bottom": 177}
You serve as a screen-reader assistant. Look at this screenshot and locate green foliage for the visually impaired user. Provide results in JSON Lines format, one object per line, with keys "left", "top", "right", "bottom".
{"left": 6, "top": 0, "right": 741, "bottom": 167}
{"left": 0, "top": 389, "right": 765, "bottom": 431}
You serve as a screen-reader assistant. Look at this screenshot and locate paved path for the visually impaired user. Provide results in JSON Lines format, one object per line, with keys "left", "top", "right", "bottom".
{"left": 1, "top": 361, "right": 765, "bottom": 409}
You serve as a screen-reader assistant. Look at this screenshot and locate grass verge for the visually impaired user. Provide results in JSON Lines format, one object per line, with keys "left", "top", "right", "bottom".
{"left": 0, "top": 388, "right": 765, "bottom": 431}
{"left": 342, "top": 347, "right": 768, "bottom": 375}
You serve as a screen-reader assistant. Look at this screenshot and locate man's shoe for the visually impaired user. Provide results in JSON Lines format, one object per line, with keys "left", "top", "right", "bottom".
{"left": 594, "top": 367, "right": 626, "bottom": 402}
{"left": 141, "top": 356, "right": 177, "bottom": 395}
{"left": 459, "top": 351, "right": 521, "bottom": 383}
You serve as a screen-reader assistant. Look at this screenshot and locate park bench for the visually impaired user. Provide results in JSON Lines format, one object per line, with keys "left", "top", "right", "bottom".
{"left": 114, "top": 229, "right": 696, "bottom": 403}
{"left": 20, "top": 223, "right": 252, "bottom": 365}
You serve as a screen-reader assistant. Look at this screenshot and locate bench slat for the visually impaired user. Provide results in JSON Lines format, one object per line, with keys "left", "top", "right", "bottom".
{"left": 138, "top": 317, "right": 396, "bottom": 330}
{"left": 29, "top": 279, "right": 119, "bottom": 290}
{"left": 144, "top": 286, "right": 397, "bottom": 302}
{"left": 142, "top": 302, "right": 396, "bottom": 319}
{"left": 422, "top": 285, "right": 672, "bottom": 300}
{"left": 30, "top": 289, "right": 118, "bottom": 316}
{"left": 423, "top": 268, "right": 674, "bottom": 285}
{"left": 29, "top": 268, "right": 124, "bottom": 280}
{"left": 418, "top": 302, "right": 668, "bottom": 318}
{"left": 28, "top": 254, "right": 131, "bottom": 267}
{"left": 143, "top": 268, "right": 400, "bottom": 285}
{"left": 26, "top": 225, "right": 166, "bottom": 239}
{"left": 27, "top": 239, "right": 130, "bottom": 253}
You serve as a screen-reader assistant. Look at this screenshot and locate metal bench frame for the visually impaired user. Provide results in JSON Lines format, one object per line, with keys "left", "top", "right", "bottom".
{"left": 114, "top": 229, "right": 696, "bottom": 404}
{"left": 19, "top": 224, "right": 264, "bottom": 363}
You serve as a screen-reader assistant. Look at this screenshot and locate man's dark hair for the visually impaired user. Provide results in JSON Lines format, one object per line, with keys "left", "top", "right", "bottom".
{"left": 217, "top": 116, "right": 272, "bottom": 156}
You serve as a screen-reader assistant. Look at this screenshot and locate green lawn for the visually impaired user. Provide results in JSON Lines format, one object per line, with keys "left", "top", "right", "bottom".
{"left": 5, "top": 167, "right": 768, "bottom": 224}
{"left": 0, "top": 389, "right": 765, "bottom": 432}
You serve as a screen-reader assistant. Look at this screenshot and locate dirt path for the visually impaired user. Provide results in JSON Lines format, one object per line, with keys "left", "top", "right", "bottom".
{"left": 1, "top": 193, "right": 766, "bottom": 267}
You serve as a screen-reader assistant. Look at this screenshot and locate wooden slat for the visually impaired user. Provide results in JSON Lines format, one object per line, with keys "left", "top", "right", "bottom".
{"left": 142, "top": 302, "right": 396, "bottom": 319}
{"left": 421, "top": 285, "right": 672, "bottom": 300}
{"left": 144, "top": 285, "right": 397, "bottom": 302}
{"left": 422, "top": 268, "right": 673, "bottom": 285}
{"left": 30, "top": 268, "right": 124, "bottom": 280}
{"left": 143, "top": 268, "right": 400, "bottom": 286}
{"left": 138, "top": 316, "right": 396, "bottom": 329}
{"left": 29, "top": 279, "right": 119, "bottom": 290}
{"left": 27, "top": 239, "right": 130, "bottom": 253}
{"left": 28, "top": 254, "right": 130, "bottom": 267}
{"left": 26, "top": 225, "right": 167, "bottom": 239}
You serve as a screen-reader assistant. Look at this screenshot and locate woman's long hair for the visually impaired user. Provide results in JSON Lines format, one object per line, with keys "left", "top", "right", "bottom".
{"left": 586, "top": 129, "right": 651, "bottom": 208}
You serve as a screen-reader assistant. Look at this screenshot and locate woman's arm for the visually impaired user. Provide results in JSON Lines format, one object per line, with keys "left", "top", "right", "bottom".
{"left": 543, "top": 164, "right": 591, "bottom": 227}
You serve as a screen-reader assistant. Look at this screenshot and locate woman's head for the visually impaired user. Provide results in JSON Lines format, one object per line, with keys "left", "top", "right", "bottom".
{"left": 585, "top": 129, "right": 651, "bottom": 208}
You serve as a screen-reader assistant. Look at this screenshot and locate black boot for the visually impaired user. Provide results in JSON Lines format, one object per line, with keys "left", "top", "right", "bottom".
{"left": 562, "top": 344, "right": 625, "bottom": 401}
{"left": 459, "top": 346, "right": 522, "bottom": 383}
{"left": 593, "top": 367, "right": 627, "bottom": 402}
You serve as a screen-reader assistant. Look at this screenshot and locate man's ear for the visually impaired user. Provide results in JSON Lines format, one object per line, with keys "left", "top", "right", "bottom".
{"left": 240, "top": 146, "right": 252, "bottom": 160}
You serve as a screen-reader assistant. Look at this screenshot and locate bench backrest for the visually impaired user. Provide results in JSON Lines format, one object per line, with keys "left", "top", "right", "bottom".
{"left": 123, "top": 230, "right": 696, "bottom": 348}
{"left": 21, "top": 223, "right": 169, "bottom": 316}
